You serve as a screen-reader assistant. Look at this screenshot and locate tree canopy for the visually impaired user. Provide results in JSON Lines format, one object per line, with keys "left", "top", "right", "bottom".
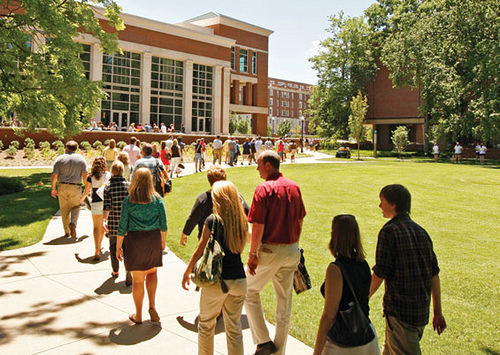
{"left": 0, "top": 0, "right": 124, "bottom": 138}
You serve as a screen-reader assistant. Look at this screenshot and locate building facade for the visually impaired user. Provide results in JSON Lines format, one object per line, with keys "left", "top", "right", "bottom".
{"left": 76, "top": 10, "right": 272, "bottom": 135}
{"left": 268, "top": 78, "right": 313, "bottom": 135}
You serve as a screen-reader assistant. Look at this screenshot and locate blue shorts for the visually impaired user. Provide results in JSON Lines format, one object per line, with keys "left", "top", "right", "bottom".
{"left": 194, "top": 153, "right": 202, "bottom": 163}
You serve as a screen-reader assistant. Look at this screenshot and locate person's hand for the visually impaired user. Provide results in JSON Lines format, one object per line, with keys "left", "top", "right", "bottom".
{"left": 247, "top": 254, "right": 258, "bottom": 275}
{"left": 116, "top": 247, "right": 123, "bottom": 261}
{"left": 181, "top": 270, "right": 191, "bottom": 290}
{"left": 51, "top": 189, "right": 58, "bottom": 198}
{"left": 433, "top": 312, "right": 447, "bottom": 335}
{"left": 103, "top": 221, "right": 109, "bottom": 233}
{"left": 180, "top": 234, "right": 188, "bottom": 246}
{"left": 161, "top": 239, "right": 166, "bottom": 251}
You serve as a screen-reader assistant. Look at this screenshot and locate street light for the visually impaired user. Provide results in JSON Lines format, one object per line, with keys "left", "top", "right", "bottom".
{"left": 300, "top": 115, "right": 305, "bottom": 152}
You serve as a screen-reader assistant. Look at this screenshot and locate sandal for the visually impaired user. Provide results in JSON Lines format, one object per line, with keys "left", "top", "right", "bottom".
{"left": 111, "top": 272, "right": 119, "bottom": 278}
{"left": 149, "top": 308, "right": 160, "bottom": 322}
{"left": 129, "top": 314, "right": 142, "bottom": 324}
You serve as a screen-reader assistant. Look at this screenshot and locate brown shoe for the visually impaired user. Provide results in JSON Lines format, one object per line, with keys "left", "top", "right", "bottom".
{"left": 254, "top": 341, "right": 277, "bottom": 355}
{"left": 69, "top": 223, "right": 77, "bottom": 238}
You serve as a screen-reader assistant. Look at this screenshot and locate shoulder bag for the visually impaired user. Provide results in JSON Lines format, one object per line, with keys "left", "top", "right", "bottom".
{"left": 293, "top": 248, "right": 312, "bottom": 294}
{"left": 328, "top": 260, "right": 375, "bottom": 347}
{"left": 190, "top": 214, "right": 228, "bottom": 293}
{"left": 154, "top": 159, "right": 171, "bottom": 196}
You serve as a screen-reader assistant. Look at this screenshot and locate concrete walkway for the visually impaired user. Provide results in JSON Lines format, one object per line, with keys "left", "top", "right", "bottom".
{"left": 0, "top": 152, "right": 343, "bottom": 355}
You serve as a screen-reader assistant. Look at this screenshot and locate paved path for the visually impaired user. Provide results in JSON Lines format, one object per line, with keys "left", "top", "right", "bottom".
{"left": 0, "top": 152, "right": 347, "bottom": 354}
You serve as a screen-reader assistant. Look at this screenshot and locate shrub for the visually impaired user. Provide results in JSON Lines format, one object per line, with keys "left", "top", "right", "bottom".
{"left": 10, "top": 140, "right": 20, "bottom": 149}
{"left": 80, "top": 141, "right": 92, "bottom": 151}
{"left": 117, "top": 141, "right": 127, "bottom": 149}
{"left": 391, "top": 126, "right": 410, "bottom": 159}
{"left": 93, "top": 140, "right": 103, "bottom": 149}
{"left": 0, "top": 140, "right": 3, "bottom": 150}
{"left": 40, "top": 141, "right": 51, "bottom": 159}
{"left": 24, "top": 138, "right": 35, "bottom": 149}
{"left": 6, "top": 145, "right": 18, "bottom": 157}
{"left": 104, "top": 139, "right": 110, "bottom": 146}
{"left": 322, "top": 139, "right": 340, "bottom": 151}
{"left": 0, "top": 176, "right": 25, "bottom": 195}
{"left": 52, "top": 140, "right": 65, "bottom": 155}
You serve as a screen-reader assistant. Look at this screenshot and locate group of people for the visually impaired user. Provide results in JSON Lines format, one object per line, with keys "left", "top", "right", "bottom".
{"left": 51, "top": 139, "right": 446, "bottom": 355}
{"left": 432, "top": 141, "right": 488, "bottom": 164}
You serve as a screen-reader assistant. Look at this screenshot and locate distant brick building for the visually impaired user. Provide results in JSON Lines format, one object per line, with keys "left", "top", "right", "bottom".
{"left": 268, "top": 78, "right": 313, "bottom": 135}
{"left": 365, "top": 59, "right": 424, "bottom": 145}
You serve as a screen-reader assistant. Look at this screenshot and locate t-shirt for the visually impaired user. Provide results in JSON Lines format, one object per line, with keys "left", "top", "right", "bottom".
{"left": 255, "top": 139, "right": 263, "bottom": 151}
{"left": 205, "top": 214, "right": 245, "bottom": 280}
{"left": 432, "top": 145, "right": 439, "bottom": 154}
{"left": 212, "top": 139, "right": 223, "bottom": 149}
{"left": 52, "top": 152, "right": 87, "bottom": 184}
{"left": 479, "top": 146, "right": 487, "bottom": 154}
{"left": 104, "top": 147, "right": 117, "bottom": 161}
{"left": 454, "top": 145, "right": 463, "bottom": 154}
{"left": 123, "top": 144, "right": 141, "bottom": 165}
{"left": 87, "top": 171, "right": 111, "bottom": 202}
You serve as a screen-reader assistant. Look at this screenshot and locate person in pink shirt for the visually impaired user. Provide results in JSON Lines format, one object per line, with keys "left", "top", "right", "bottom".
{"left": 122, "top": 137, "right": 141, "bottom": 166}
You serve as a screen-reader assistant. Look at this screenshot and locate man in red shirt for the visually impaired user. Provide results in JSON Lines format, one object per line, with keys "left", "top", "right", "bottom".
{"left": 245, "top": 150, "right": 306, "bottom": 355}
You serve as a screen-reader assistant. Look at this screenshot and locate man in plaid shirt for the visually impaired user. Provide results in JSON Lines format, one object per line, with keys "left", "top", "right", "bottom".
{"left": 370, "top": 184, "right": 447, "bottom": 355}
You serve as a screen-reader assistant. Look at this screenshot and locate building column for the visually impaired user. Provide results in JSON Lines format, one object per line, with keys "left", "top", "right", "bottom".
{"left": 213, "top": 65, "right": 222, "bottom": 134}
{"left": 90, "top": 44, "right": 103, "bottom": 122}
{"left": 140, "top": 52, "right": 152, "bottom": 124}
{"left": 183, "top": 60, "right": 194, "bottom": 133}
{"left": 252, "top": 83, "right": 259, "bottom": 107}
{"left": 222, "top": 68, "right": 231, "bottom": 134}
{"left": 244, "top": 82, "right": 253, "bottom": 106}
{"left": 231, "top": 80, "right": 240, "bottom": 105}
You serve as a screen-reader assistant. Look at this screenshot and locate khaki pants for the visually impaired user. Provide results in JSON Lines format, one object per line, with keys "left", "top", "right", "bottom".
{"left": 213, "top": 149, "right": 222, "bottom": 164}
{"left": 57, "top": 183, "right": 82, "bottom": 234}
{"left": 244, "top": 243, "right": 300, "bottom": 355}
{"left": 382, "top": 315, "right": 425, "bottom": 355}
{"left": 198, "top": 278, "right": 247, "bottom": 355}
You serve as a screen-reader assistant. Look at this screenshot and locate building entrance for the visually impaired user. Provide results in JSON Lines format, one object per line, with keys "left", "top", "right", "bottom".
{"left": 112, "top": 111, "right": 129, "bottom": 130}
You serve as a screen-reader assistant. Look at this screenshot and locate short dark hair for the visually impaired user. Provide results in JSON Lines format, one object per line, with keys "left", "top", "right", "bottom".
{"left": 130, "top": 137, "right": 137, "bottom": 144}
{"left": 260, "top": 150, "right": 280, "bottom": 170}
{"left": 142, "top": 143, "right": 153, "bottom": 156}
{"left": 380, "top": 184, "right": 411, "bottom": 215}
{"left": 66, "top": 141, "right": 78, "bottom": 152}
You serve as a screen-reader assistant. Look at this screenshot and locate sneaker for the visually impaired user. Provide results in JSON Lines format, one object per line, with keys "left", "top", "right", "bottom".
{"left": 254, "top": 341, "right": 277, "bottom": 355}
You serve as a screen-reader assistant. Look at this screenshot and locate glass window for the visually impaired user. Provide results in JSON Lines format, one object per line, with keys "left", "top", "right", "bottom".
{"left": 269, "top": 89, "right": 273, "bottom": 96}
{"left": 239, "top": 49, "right": 248, "bottom": 73}
{"left": 252, "top": 52, "right": 257, "bottom": 74}
{"left": 231, "top": 47, "right": 235, "bottom": 70}
{"left": 269, "top": 98, "right": 273, "bottom": 105}
{"left": 191, "top": 63, "right": 214, "bottom": 132}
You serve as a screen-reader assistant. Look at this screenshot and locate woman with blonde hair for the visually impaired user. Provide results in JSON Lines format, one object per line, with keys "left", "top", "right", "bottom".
{"left": 103, "top": 139, "right": 118, "bottom": 171}
{"left": 81, "top": 156, "right": 111, "bottom": 260}
{"left": 314, "top": 214, "right": 379, "bottom": 355}
{"left": 182, "top": 181, "right": 249, "bottom": 355}
{"left": 169, "top": 139, "right": 181, "bottom": 178}
{"left": 117, "top": 151, "right": 132, "bottom": 181}
{"left": 116, "top": 168, "right": 167, "bottom": 324}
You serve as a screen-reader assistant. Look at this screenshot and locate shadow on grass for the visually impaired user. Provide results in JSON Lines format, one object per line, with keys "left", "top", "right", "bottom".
{"left": 481, "top": 348, "right": 500, "bottom": 355}
{"left": 0, "top": 238, "right": 21, "bottom": 250}
{"left": 0, "top": 173, "right": 58, "bottom": 229}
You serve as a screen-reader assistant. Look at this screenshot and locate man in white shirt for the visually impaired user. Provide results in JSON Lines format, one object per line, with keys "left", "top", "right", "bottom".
{"left": 453, "top": 142, "right": 463, "bottom": 164}
{"left": 255, "top": 136, "right": 263, "bottom": 156}
{"left": 212, "top": 135, "right": 223, "bottom": 164}
{"left": 122, "top": 137, "right": 141, "bottom": 166}
{"left": 161, "top": 122, "right": 167, "bottom": 134}
{"left": 165, "top": 135, "right": 174, "bottom": 151}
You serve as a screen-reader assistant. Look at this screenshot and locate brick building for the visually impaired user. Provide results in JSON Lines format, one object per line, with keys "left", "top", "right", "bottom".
{"left": 365, "top": 59, "right": 424, "bottom": 145}
{"left": 37, "top": 10, "right": 273, "bottom": 135}
{"left": 268, "top": 78, "right": 313, "bottom": 135}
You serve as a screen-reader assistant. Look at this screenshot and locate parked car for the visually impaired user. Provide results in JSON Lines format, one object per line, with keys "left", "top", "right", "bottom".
{"left": 336, "top": 140, "right": 351, "bottom": 158}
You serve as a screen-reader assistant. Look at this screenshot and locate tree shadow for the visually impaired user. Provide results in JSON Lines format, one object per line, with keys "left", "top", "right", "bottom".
{"left": 0, "top": 238, "right": 21, "bottom": 250}
{"left": 176, "top": 314, "right": 249, "bottom": 335}
{"left": 109, "top": 323, "right": 162, "bottom": 345}
{"left": 0, "top": 251, "right": 47, "bottom": 276}
{"left": 44, "top": 235, "right": 88, "bottom": 246}
{"left": 94, "top": 276, "right": 132, "bottom": 295}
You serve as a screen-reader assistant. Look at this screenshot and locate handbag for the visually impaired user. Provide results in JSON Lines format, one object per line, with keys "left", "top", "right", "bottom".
{"left": 190, "top": 215, "right": 228, "bottom": 292}
{"left": 293, "top": 248, "right": 312, "bottom": 294}
{"left": 328, "top": 260, "right": 375, "bottom": 347}
{"left": 154, "top": 159, "right": 171, "bottom": 196}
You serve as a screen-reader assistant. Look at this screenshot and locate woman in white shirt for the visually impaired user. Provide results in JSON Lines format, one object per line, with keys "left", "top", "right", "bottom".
{"left": 479, "top": 143, "right": 487, "bottom": 165}
{"left": 432, "top": 143, "right": 439, "bottom": 162}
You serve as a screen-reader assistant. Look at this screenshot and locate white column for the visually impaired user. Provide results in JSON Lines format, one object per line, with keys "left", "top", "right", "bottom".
{"left": 140, "top": 52, "right": 152, "bottom": 124}
{"left": 183, "top": 60, "right": 194, "bottom": 133}
{"left": 91, "top": 44, "right": 103, "bottom": 122}
{"left": 222, "top": 67, "right": 231, "bottom": 134}
{"left": 213, "top": 65, "right": 222, "bottom": 134}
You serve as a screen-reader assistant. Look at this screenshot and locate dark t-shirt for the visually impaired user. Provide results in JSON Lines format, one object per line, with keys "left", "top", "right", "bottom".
{"left": 242, "top": 141, "right": 251, "bottom": 154}
{"left": 205, "top": 214, "right": 245, "bottom": 280}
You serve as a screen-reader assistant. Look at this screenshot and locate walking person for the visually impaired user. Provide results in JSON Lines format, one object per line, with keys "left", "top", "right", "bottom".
{"left": 182, "top": 181, "right": 249, "bottom": 355}
{"left": 123, "top": 137, "right": 141, "bottom": 166}
{"left": 479, "top": 143, "right": 487, "bottom": 165}
{"left": 245, "top": 150, "right": 307, "bottom": 355}
{"left": 160, "top": 141, "right": 171, "bottom": 175}
{"left": 228, "top": 136, "right": 237, "bottom": 166}
{"left": 314, "top": 214, "right": 380, "bottom": 355}
{"left": 453, "top": 142, "right": 463, "bottom": 163}
{"left": 117, "top": 151, "right": 133, "bottom": 182}
{"left": 170, "top": 139, "right": 182, "bottom": 178}
{"left": 432, "top": 143, "right": 439, "bottom": 162}
{"left": 103, "top": 160, "right": 132, "bottom": 285}
{"left": 103, "top": 139, "right": 118, "bottom": 171}
{"left": 370, "top": 184, "right": 446, "bottom": 354}
{"left": 50, "top": 140, "right": 88, "bottom": 238}
{"left": 81, "top": 157, "right": 111, "bottom": 260}
{"left": 194, "top": 138, "right": 203, "bottom": 173}
{"left": 212, "top": 135, "right": 223, "bottom": 164}
{"left": 116, "top": 168, "right": 167, "bottom": 324}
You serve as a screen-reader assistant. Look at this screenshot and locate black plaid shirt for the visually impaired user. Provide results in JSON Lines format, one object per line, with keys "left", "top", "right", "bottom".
{"left": 373, "top": 214, "right": 440, "bottom": 327}
{"left": 103, "top": 176, "right": 129, "bottom": 238}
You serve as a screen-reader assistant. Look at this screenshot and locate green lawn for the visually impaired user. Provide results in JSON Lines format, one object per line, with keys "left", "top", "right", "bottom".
{"left": 167, "top": 160, "right": 499, "bottom": 354}
{"left": 1, "top": 161, "right": 499, "bottom": 353}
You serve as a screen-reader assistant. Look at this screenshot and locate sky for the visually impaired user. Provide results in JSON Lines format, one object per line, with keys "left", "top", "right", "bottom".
{"left": 115, "top": 0, "right": 376, "bottom": 85}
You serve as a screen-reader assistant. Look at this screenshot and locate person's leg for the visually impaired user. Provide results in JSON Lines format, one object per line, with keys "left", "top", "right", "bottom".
{"left": 382, "top": 315, "right": 424, "bottom": 355}
{"left": 68, "top": 185, "right": 82, "bottom": 228}
{"left": 92, "top": 214, "right": 104, "bottom": 257}
{"left": 198, "top": 284, "right": 227, "bottom": 355}
{"left": 131, "top": 270, "right": 146, "bottom": 322}
{"left": 109, "top": 236, "right": 119, "bottom": 274}
{"left": 145, "top": 267, "right": 158, "bottom": 312}
{"left": 57, "top": 185, "right": 71, "bottom": 235}
{"left": 270, "top": 245, "right": 301, "bottom": 355}
{"left": 480, "top": 155, "right": 485, "bottom": 164}
{"left": 222, "top": 279, "right": 247, "bottom": 355}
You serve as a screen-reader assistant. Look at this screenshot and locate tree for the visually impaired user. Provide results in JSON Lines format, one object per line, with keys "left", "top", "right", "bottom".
{"left": 391, "top": 125, "right": 409, "bottom": 159}
{"left": 0, "top": 0, "right": 124, "bottom": 138}
{"left": 228, "top": 115, "right": 237, "bottom": 134}
{"left": 276, "top": 120, "right": 291, "bottom": 137}
{"left": 237, "top": 118, "right": 249, "bottom": 135}
{"left": 376, "top": 0, "right": 500, "bottom": 145}
{"left": 309, "top": 13, "right": 377, "bottom": 138}
{"left": 348, "top": 90, "right": 369, "bottom": 159}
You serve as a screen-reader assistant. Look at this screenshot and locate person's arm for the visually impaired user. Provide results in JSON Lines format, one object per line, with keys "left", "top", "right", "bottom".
{"left": 247, "top": 222, "right": 265, "bottom": 275}
{"left": 50, "top": 173, "right": 58, "bottom": 198}
{"left": 182, "top": 223, "right": 210, "bottom": 290}
{"left": 80, "top": 179, "right": 91, "bottom": 204}
{"left": 116, "top": 235, "right": 125, "bottom": 261}
{"left": 103, "top": 210, "right": 110, "bottom": 233}
{"left": 313, "top": 264, "right": 343, "bottom": 355}
{"left": 81, "top": 171, "right": 88, "bottom": 195}
{"left": 180, "top": 196, "right": 204, "bottom": 246}
{"left": 161, "top": 230, "right": 167, "bottom": 251}
{"left": 369, "top": 272, "right": 384, "bottom": 298}
{"left": 431, "top": 274, "right": 447, "bottom": 334}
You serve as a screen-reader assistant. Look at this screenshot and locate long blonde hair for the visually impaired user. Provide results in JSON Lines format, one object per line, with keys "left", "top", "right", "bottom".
{"left": 211, "top": 181, "right": 249, "bottom": 254}
{"left": 129, "top": 168, "right": 158, "bottom": 204}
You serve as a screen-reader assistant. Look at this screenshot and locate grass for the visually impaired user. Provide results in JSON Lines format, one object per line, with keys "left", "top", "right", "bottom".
{"left": 1, "top": 161, "right": 499, "bottom": 353}
{"left": 0, "top": 168, "right": 59, "bottom": 250}
{"left": 166, "top": 160, "right": 500, "bottom": 354}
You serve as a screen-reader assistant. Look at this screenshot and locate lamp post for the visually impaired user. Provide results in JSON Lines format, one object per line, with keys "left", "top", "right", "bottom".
{"left": 300, "top": 115, "right": 305, "bottom": 152}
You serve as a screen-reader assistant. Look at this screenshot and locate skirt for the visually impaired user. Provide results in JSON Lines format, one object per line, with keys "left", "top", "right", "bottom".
{"left": 124, "top": 229, "right": 163, "bottom": 271}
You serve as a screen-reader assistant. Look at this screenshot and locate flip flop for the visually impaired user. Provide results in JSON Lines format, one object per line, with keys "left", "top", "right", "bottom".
{"left": 129, "top": 314, "right": 142, "bottom": 324}
{"left": 149, "top": 308, "right": 160, "bottom": 322}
